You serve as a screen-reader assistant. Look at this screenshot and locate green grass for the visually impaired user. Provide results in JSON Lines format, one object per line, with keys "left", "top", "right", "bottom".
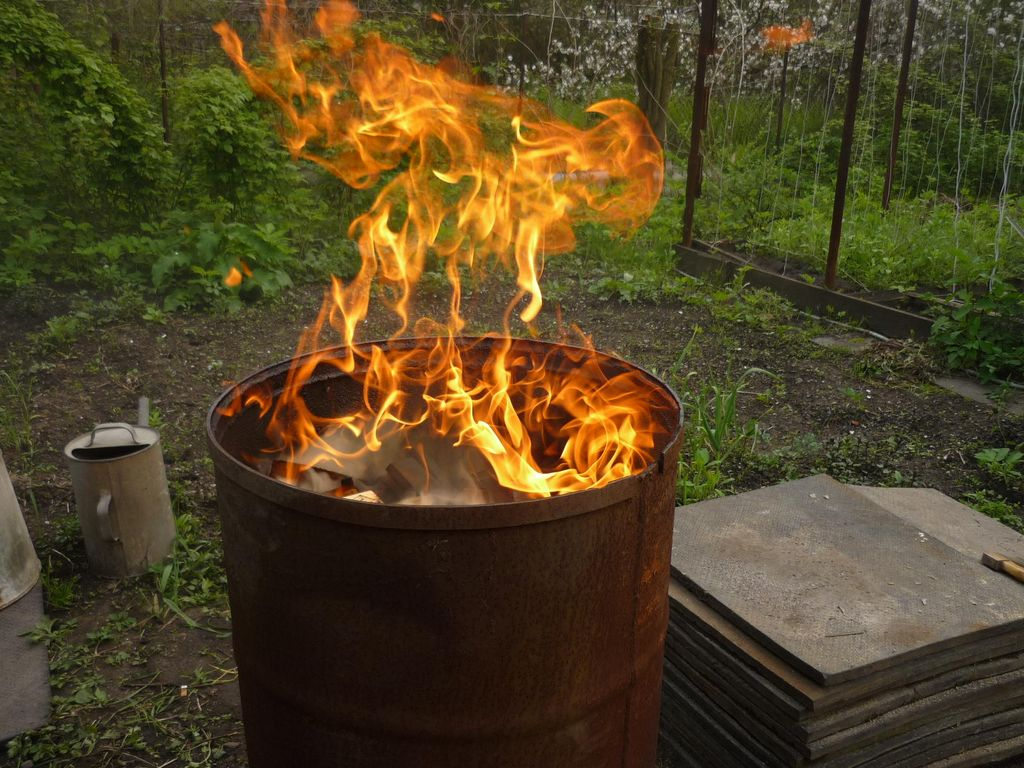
{"left": 7, "top": 612, "right": 238, "bottom": 768}
{"left": 0, "top": 361, "right": 38, "bottom": 476}
{"left": 962, "top": 490, "right": 1024, "bottom": 534}
{"left": 673, "top": 368, "right": 777, "bottom": 505}
{"left": 8, "top": 500, "right": 235, "bottom": 767}
{"left": 147, "top": 491, "right": 230, "bottom": 635}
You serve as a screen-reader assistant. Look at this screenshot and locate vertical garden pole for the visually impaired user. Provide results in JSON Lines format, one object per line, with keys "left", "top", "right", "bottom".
{"left": 516, "top": 0, "right": 527, "bottom": 97}
{"left": 158, "top": 0, "right": 170, "bottom": 143}
{"left": 775, "top": 48, "right": 790, "bottom": 151}
{"left": 882, "top": 0, "right": 918, "bottom": 210}
{"left": 682, "top": 0, "right": 718, "bottom": 247}
{"left": 825, "top": 0, "right": 872, "bottom": 290}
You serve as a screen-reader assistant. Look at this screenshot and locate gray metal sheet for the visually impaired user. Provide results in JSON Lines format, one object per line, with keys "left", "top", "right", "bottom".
{"left": 664, "top": 643, "right": 805, "bottom": 764}
{"left": 845, "top": 708, "right": 1024, "bottom": 768}
{"left": 666, "top": 617, "right": 806, "bottom": 741}
{"left": 658, "top": 729, "right": 704, "bottom": 768}
{"left": 0, "top": 582, "right": 50, "bottom": 741}
{"left": 672, "top": 603, "right": 1024, "bottom": 747}
{"left": 671, "top": 475, "right": 1024, "bottom": 685}
{"left": 816, "top": 668, "right": 1024, "bottom": 766}
{"left": 663, "top": 582, "right": 1024, "bottom": 767}
{"left": 930, "top": 733, "right": 1024, "bottom": 768}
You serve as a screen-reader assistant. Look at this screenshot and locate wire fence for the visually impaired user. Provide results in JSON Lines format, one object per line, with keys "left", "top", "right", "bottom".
{"left": 36, "top": 0, "right": 1024, "bottom": 290}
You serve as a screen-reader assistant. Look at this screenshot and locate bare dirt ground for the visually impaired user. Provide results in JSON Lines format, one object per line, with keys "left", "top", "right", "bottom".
{"left": 1, "top": 274, "right": 1022, "bottom": 767}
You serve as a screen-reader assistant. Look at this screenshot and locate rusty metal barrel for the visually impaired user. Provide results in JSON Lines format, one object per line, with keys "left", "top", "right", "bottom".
{"left": 207, "top": 337, "right": 681, "bottom": 768}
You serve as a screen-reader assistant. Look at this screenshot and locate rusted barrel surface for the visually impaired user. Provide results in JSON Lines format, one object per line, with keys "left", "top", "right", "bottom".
{"left": 207, "top": 337, "right": 681, "bottom": 768}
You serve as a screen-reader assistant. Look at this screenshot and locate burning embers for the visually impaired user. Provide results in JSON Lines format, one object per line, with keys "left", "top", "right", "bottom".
{"left": 214, "top": 2, "right": 669, "bottom": 504}
{"left": 224, "top": 337, "right": 672, "bottom": 505}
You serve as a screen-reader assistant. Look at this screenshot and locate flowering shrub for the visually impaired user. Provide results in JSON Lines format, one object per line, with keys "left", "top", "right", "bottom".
{"left": 500, "top": 2, "right": 687, "bottom": 102}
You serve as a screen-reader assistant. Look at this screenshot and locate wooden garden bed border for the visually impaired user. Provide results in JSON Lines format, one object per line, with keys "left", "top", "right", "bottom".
{"left": 676, "top": 241, "right": 934, "bottom": 340}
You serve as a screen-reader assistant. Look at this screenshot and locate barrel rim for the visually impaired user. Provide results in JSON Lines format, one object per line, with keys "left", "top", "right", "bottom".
{"left": 206, "top": 335, "right": 682, "bottom": 530}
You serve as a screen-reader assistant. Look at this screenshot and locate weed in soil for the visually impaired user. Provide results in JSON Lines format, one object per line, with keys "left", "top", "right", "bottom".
{"left": 961, "top": 491, "right": 1024, "bottom": 534}
{"left": 674, "top": 368, "right": 777, "bottom": 505}
{"left": 7, "top": 606, "right": 239, "bottom": 768}
{"left": 0, "top": 363, "right": 36, "bottom": 467}
{"left": 975, "top": 445, "right": 1024, "bottom": 490}
{"left": 6, "top": 496, "right": 237, "bottom": 768}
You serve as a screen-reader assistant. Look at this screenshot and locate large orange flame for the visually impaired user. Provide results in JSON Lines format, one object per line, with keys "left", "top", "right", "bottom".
{"left": 215, "top": 1, "right": 669, "bottom": 502}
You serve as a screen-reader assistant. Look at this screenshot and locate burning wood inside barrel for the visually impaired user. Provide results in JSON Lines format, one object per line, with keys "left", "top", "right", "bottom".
{"left": 258, "top": 422, "right": 521, "bottom": 505}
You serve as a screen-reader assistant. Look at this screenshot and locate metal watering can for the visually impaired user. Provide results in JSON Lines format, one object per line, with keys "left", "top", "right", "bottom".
{"left": 63, "top": 399, "right": 175, "bottom": 577}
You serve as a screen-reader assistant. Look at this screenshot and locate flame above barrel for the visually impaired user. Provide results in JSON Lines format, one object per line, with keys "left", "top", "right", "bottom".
{"left": 215, "top": 1, "right": 669, "bottom": 502}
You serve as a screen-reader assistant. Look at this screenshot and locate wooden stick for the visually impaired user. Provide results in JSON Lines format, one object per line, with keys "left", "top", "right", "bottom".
{"left": 981, "top": 552, "right": 1024, "bottom": 584}
{"left": 825, "top": 0, "right": 873, "bottom": 289}
{"left": 882, "top": 0, "right": 919, "bottom": 210}
{"left": 682, "top": 0, "right": 718, "bottom": 247}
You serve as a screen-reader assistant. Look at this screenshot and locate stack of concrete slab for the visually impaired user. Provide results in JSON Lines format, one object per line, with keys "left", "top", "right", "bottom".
{"left": 661, "top": 475, "right": 1024, "bottom": 768}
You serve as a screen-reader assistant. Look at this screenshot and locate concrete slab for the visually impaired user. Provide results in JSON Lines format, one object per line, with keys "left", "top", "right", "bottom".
{"left": 852, "top": 485, "right": 1024, "bottom": 565}
{"left": 669, "top": 581, "right": 1024, "bottom": 720}
{"left": 933, "top": 376, "right": 1024, "bottom": 417}
{"left": 664, "top": 627, "right": 1024, "bottom": 768}
{"left": 671, "top": 475, "right": 1024, "bottom": 686}
{"left": 0, "top": 582, "right": 50, "bottom": 741}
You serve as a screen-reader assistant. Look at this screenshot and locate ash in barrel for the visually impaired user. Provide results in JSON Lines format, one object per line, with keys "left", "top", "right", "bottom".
{"left": 260, "top": 421, "right": 521, "bottom": 506}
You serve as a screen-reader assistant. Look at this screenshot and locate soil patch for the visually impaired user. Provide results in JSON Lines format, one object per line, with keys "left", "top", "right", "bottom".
{"left": 1, "top": 275, "right": 1021, "bottom": 767}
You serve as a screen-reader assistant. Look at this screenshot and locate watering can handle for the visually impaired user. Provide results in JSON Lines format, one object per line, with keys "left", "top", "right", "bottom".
{"left": 96, "top": 491, "right": 119, "bottom": 542}
{"left": 87, "top": 423, "right": 141, "bottom": 447}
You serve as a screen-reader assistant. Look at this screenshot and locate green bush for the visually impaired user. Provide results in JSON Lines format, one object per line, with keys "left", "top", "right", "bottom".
{"left": 171, "top": 66, "right": 303, "bottom": 218}
{"left": 76, "top": 206, "right": 298, "bottom": 312}
{"left": 930, "top": 283, "right": 1024, "bottom": 382}
{"left": 0, "top": 0, "right": 168, "bottom": 245}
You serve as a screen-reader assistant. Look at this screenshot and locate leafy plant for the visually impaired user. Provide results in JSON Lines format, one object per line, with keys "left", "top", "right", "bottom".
{"left": 676, "top": 368, "right": 776, "bottom": 505}
{"left": 150, "top": 216, "right": 296, "bottom": 312}
{"left": 975, "top": 445, "right": 1024, "bottom": 486}
{"left": 0, "top": 0, "right": 168, "bottom": 259}
{"left": 30, "top": 311, "right": 93, "bottom": 353}
{"left": 931, "top": 284, "right": 1024, "bottom": 383}
{"left": 0, "top": 364, "right": 36, "bottom": 461}
{"left": 172, "top": 67, "right": 302, "bottom": 216}
{"left": 150, "top": 511, "right": 229, "bottom": 634}
{"left": 962, "top": 491, "right": 1024, "bottom": 534}
{"left": 0, "top": 10, "right": 337, "bottom": 304}
{"left": 841, "top": 386, "right": 868, "bottom": 410}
